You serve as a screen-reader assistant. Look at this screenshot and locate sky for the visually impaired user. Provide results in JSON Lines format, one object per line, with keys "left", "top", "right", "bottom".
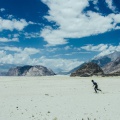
{"left": 0, "top": 0, "right": 120, "bottom": 73}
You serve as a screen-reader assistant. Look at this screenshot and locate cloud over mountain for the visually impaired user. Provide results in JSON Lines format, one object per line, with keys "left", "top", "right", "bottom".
{"left": 81, "top": 44, "right": 120, "bottom": 57}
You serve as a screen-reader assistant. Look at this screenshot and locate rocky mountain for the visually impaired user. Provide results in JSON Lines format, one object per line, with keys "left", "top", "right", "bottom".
{"left": 67, "top": 51, "right": 120, "bottom": 75}
{"left": 106, "top": 51, "right": 120, "bottom": 61}
{"left": 70, "top": 62, "right": 104, "bottom": 77}
{"left": 90, "top": 51, "right": 120, "bottom": 75}
{"left": 91, "top": 51, "right": 120, "bottom": 67}
{"left": 7, "top": 65, "right": 56, "bottom": 76}
{"left": 102, "top": 57, "right": 120, "bottom": 74}
{"left": 91, "top": 56, "right": 111, "bottom": 67}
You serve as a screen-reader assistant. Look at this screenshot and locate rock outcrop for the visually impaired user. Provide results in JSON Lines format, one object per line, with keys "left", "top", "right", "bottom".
{"left": 70, "top": 62, "right": 104, "bottom": 77}
{"left": 7, "top": 65, "right": 56, "bottom": 76}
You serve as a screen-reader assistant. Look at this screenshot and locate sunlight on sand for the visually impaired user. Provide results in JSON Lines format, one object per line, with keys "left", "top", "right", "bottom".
{"left": 0, "top": 76, "right": 120, "bottom": 120}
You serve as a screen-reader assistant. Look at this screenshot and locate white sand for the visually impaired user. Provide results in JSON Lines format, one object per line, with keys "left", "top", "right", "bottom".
{"left": 0, "top": 75, "right": 120, "bottom": 120}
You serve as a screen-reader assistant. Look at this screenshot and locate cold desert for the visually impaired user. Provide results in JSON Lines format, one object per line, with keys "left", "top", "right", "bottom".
{"left": 0, "top": 76, "right": 120, "bottom": 120}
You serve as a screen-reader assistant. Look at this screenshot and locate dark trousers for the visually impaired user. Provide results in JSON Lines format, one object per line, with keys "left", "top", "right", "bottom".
{"left": 94, "top": 86, "right": 101, "bottom": 93}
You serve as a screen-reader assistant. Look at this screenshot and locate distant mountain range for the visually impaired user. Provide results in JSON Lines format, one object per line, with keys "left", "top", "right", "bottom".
{"left": 70, "top": 51, "right": 120, "bottom": 76}
{"left": 102, "top": 57, "right": 120, "bottom": 74}
{"left": 92, "top": 51, "right": 120, "bottom": 75}
{"left": 91, "top": 51, "right": 120, "bottom": 67}
{"left": 0, "top": 51, "right": 120, "bottom": 76}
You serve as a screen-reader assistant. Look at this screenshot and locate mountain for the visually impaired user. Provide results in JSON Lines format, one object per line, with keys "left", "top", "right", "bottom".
{"left": 91, "top": 51, "right": 120, "bottom": 67}
{"left": 91, "top": 57, "right": 111, "bottom": 67}
{"left": 106, "top": 51, "right": 120, "bottom": 61}
{"left": 7, "top": 65, "right": 56, "bottom": 76}
{"left": 102, "top": 57, "right": 120, "bottom": 74}
{"left": 67, "top": 51, "right": 120, "bottom": 75}
{"left": 70, "top": 62, "right": 104, "bottom": 77}
{"left": 57, "top": 51, "right": 120, "bottom": 76}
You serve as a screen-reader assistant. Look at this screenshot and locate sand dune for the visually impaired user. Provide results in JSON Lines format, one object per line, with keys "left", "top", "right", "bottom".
{"left": 0, "top": 76, "right": 120, "bottom": 120}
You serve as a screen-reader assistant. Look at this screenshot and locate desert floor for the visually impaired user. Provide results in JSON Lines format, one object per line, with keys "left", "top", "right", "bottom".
{"left": 0, "top": 75, "right": 120, "bottom": 120}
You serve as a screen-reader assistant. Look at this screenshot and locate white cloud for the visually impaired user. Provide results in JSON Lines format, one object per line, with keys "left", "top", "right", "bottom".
{"left": 13, "top": 34, "right": 20, "bottom": 38}
{"left": 0, "top": 47, "right": 40, "bottom": 64}
{"left": 0, "top": 48, "right": 83, "bottom": 72}
{"left": 0, "top": 18, "right": 28, "bottom": 31}
{"left": 105, "top": 0, "right": 116, "bottom": 12}
{"left": 93, "top": 0, "right": 98, "bottom": 5}
{"left": 81, "top": 43, "right": 120, "bottom": 58}
{"left": 96, "top": 44, "right": 120, "bottom": 57}
{"left": 45, "top": 47, "right": 59, "bottom": 52}
{"left": 0, "top": 46, "right": 40, "bottom": 54}
{"left": 28, "top": 21, "right": 40, "bottom": 25}
{"left": 81, "top": 44, "right": 108, "bottom": 51}
{"left": 24, "top": 32, "right": 40, "bottom": 39}
{"left": 0, "top": 50, "right": 6, "bottom": 57}
{"left": 32, "top": 57, "right": 84, "bottom": 72}
{"left": 0, "top": 37, "right": 19, "bottom": 42}
{"left": 41, "top": 27, "right": 68, "bottom": 46}
{"left": 12, "top": 37, "right": 19, "bottom": 42}
{"left": 0, "top": 53, "right": 28, "bottom": 64}
{"left": 41, "top": 0, "right": 120, "bottom": 46}
{"left": 22, "top": 48, "right": 40, "bottom": 55}
{"left": 0, "top": 45, "right": 83, "bottom": 72}
{"left": 89, "top": 0, "right": 98, "bottom": 5}
{"left": 0, "top": 8, "right": 5, "bottom": 12}
{"left": 64, "top": 46, "right": 71, "bottom": 50}
{"left": 0, "top": 46, "right": 22, "bottom": 52}
{"left": 109, "top": 14, "right": 120, "bottom": 24}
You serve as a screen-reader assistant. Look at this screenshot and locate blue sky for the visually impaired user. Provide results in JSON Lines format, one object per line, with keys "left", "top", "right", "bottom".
{"left": 0, "top": 0, "right": 120, "bottom": 73}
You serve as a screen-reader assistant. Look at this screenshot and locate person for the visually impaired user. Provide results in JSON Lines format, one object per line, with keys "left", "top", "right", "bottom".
{"left": 91, "top": 80, "right": 102, "bottom": 93}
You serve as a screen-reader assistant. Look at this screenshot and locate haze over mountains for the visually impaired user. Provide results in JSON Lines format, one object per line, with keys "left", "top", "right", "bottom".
{"left": 0, "top": 51, "right": 120, "bottom": 76}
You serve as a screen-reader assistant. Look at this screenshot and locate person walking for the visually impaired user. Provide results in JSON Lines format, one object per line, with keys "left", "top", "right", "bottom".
{"left": 91, "top": 80, "right": 102, "bottom": 93}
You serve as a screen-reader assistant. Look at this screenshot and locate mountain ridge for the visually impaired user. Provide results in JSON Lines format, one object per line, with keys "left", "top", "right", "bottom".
{"left": 70, "top": 62, "right": 104, "bottom": 77}
{"left": 7, "top": 65, "right": 56, "bottom": 76}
